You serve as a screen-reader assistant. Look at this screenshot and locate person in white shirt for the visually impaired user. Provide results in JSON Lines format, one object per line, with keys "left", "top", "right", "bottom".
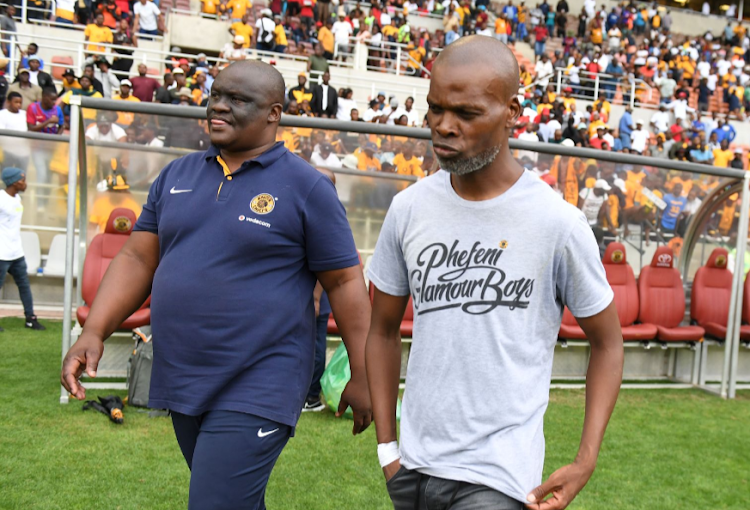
{"left": 716, "top": 57, "right": 731, "bottom": 77}
{"left": 706, "top": 70, "right": 719, "bottom": 91}
{"left": 255, "top": 9, "right": 276, "bottom": 52}
{"left": 381, "top": 98, "right": 407, "bottom": 125}
{"left": 0, "top": 92, "right": 30, "bottom": 168}
{"left": 534, "top": 54, "right": 554, "bottom": 89}
{"left": 0, "top": 92, "right": 28, "bottom": 132}
{"left": 702, "top": 1, "right": 711, "bottom": 15}
{"left": 332, "top": 11, "right": 353, "bottom": 61}
{"left": 363, "top": 100, "right": 384, "bottom": 122}
{"left": 650, "top": 104, "right": 671, "bottom": 133}
{"left": 336, "top": 88, "right": 358, "bottom": 121}
{"left": 666, "top": 93, "right": 694, "bottom": 121}
{"left": 310, "top": 142, "right": 342, "bottom": 168}
{"left": 0, "top": 167, "right": 46, "bottom": 332}
{"left": 517, "top": 123, "right": 540, "bottom": 162}
{"left": 579, "top": 179, "right": 609, "bottom": 226}
{"left": 404, "top": 96, "right": 420, "bottom": 127}
{"left": 221, "top": 36, "right": 248, "bottom": 61}
{"left": 134, "top": 0, "right": 162, "bottom": 35}
{"left": 86, "top": 115, "right": 127, "bottom": 142}
{"left": 140, "top": 123, "right": 164, "bottom": 147}
{"left": 630, "top": 120, "right": 650, "bottom": 154}
{"left": 608, "top": 27, "right": 621, "bottom": 51}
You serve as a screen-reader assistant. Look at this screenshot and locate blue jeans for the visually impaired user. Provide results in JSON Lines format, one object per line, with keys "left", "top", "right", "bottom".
{"left": 172, "top": 410, "right": 291, "bottom": 510}
{"left": 516, "top": 22, "right": 527, "bottom": 40}
{"left": 139, "top": 28, "right": 159, "bottom": 36}
{"left": 620, "top": 132, "right": 632, "bottom": 149}
{"left": 0, "top": 257, "right": 34, "bottom": 318}
{"left": 307, "top": 313, "right": 329, "bottom": 400}
{"left": 535, "top": 40, "right": 545, "bottom": 56}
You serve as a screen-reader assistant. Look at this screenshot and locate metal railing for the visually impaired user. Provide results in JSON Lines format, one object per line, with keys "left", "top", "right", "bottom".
{"left": 524, "top": 67, "right": 655, "bottom": 109}
{"left": 1, "top": 29, "right": 430, "bottom": 106}
{"left": 0, "top": 0, "right": 164, "bottom": 40}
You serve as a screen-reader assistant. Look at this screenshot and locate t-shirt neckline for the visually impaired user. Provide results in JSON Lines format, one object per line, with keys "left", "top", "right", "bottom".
{"left": 442, "top": 168, "right": 529, "bottom": 210}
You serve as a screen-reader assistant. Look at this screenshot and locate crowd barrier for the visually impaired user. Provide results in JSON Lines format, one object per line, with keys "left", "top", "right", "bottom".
{"left": 3, "top": 97, "right": 748, "bottom": 401}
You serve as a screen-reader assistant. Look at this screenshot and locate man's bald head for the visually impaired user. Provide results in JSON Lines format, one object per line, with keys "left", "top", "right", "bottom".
{"left": 218, "top": 60, "right": 286, "bottom": 106}
{"left": 207, "top": 60, "right": 285, "bottom": 153}
{"left": 433, "top": 36, "right": 520, "bottom": 102}
{"left": 426, "top": 36, "right": 522, "bottom": 177}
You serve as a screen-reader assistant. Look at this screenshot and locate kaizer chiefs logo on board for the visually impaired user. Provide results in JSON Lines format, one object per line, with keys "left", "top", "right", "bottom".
{"left": 250, "top": 193, "right": 275, "bottom": 215}
{"left": 113, "top": 216, "right": 132, "bottom": 233}
{"left": 611, "top": 250, "right": 624, "bottom": 263}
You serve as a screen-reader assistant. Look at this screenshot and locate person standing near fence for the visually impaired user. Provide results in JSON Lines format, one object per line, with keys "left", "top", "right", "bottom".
{"left": 61, "top": 60, "right": 372, "bottom": 509}
{"left": 366, "top": 36, "right": 623, "bottom": 510}
{"left": 0, "top": 168, "right": 46, "bottom": 333}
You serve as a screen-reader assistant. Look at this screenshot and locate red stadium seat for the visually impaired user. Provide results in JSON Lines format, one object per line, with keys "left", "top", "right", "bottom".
{"left": 51, "top": 56, "right": 74, "bottom": 81}
{"left": 601, "top": 243, "right": 656, "bottom": 340}
{"left": 76, "top": 209, "right": 150, "bottom": 329}
{"left": 691, "top": 247, "right": 750, "bottom": 341}
{"left": 559, "top": 242, "right": 656, "bottom": 341}
{"left": 637, "top": 246, "right": 704, "bottom": 342}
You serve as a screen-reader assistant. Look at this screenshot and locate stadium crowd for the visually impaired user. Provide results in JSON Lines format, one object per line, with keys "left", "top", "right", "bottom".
{"left": 1, "top": 0, "right": 749, "bottom": 245}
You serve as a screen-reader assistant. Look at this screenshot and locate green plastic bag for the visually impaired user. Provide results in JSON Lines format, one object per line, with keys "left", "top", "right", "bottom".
{"left": 321, "top": 343, "right": 401, "bottom": 420}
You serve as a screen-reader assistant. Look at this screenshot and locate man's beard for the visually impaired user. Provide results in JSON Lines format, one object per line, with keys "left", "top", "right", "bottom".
{"left": 437, "top": 144, "right": 502, "bottom": 176}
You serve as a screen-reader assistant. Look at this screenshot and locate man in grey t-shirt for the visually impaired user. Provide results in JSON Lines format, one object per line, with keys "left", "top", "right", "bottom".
{"left": 365, "top": 36, "right": 624, "bottom": 510}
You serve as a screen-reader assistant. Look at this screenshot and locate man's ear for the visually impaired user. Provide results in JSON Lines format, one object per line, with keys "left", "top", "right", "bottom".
{"left": 506, "top": 96, "right": 522, "bottom": 130}
{"left": 269, "top": 103, "right": 283, "bottom": 123}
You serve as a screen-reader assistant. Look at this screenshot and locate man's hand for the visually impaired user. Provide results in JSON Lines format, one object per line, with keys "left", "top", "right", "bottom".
{"left": 383, "top": 458, "right": 401, "bottom": 482}
{"left": 61, "top": 332, "right": 105, "bottom": 401}
{"left": 525, "top": 461, "right": 595, "bottom": 510}
{"left": 337, "top": 372, "right": 372, "bottom": 435}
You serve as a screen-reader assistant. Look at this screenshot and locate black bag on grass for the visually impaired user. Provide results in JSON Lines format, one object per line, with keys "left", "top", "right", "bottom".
{"left": 127, "top": 328, "right": 153, "bottom": 408}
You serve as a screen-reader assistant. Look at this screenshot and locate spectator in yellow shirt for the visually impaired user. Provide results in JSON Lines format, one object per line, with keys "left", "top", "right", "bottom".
{"left": 114, "top": 80, "right": 140, "bottom": 125}
{"left": 229, "top": 13, "right": 254, "bottom": 48}
{"left": 494, "top": 15, "right": 508, "bottom": 44}
{"left": 357, "top": 142, "right": 382, "bottom": 171}
{"left": 274, "top": 15, "right": 288, "bottom": 53}
{"left": 406, "top": 42, "right": 426, "bottom": 77}
{"left": 89, "top": 174, "right": 142, "bottom": 235}
{"left": 228, "top": 0, "right": 252, "bottom": 22}
{"left": 392, "top": 141, "right": 424, "bottom": 178}
{"left": 84, "top": 13, "right": 114, "bottom": 54}
{"left": 713, "top": 140, "right": 734, "bottom": 168}
{"left": 201, "top": 0, "right": 219, "bottom": 15}
{"left": 318, "top": 19, "right": 335, "bottom": 59}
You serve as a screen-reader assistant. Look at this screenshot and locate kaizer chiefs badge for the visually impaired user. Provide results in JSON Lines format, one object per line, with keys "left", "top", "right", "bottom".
{"left": 250, "top": 193, "right": 275, "bottom": 215}
{"left": 113, "top": 216, "right": 132, "bottom": 233}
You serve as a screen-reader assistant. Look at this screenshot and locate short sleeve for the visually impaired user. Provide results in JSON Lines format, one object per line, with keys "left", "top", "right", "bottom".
{"left": 366, "top": 199, "right": 409, "bottom": 297}
{"left": 26, "top": 106, "right": 34, "bottom": 125}
{"left": 133, "top": 172, "right": 163, "bottom": 234}
{"left": 556, "top": 213, "right": 613, "bottom": 318}
{"left": 303, "top": 176, "right": 360, "bottom": 272}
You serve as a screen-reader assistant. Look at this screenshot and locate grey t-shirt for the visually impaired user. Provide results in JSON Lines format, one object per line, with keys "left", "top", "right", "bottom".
{"left": 367, "top": 169, "right": 613, "bottom": 502}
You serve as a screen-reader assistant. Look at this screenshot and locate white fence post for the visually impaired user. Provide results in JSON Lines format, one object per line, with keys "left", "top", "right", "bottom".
{"left": 396, "top": 46, "right": 401, "bottom": 77}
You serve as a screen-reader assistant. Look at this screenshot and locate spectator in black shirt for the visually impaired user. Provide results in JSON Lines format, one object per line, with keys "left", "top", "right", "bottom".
{"left": 155, "top": 73, "right": 175, "bottom": 103}
{"left": 697, "top": 78, "right": 711, "bottom": 114}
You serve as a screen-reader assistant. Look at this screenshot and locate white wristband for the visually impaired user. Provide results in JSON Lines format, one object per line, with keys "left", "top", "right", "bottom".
{"left": 377, "top": 441, "right": 400, "bottom": 468}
